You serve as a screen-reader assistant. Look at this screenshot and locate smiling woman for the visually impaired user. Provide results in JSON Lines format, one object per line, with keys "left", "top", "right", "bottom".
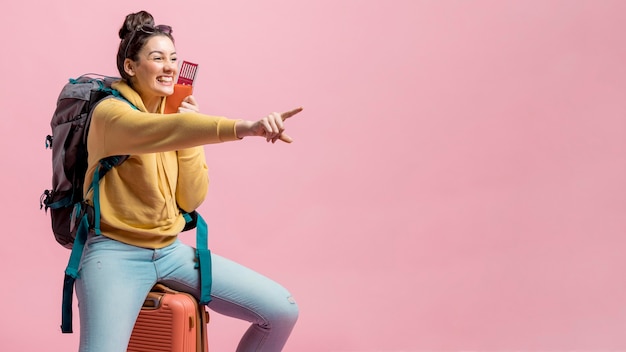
{"left": 72, "top": 10, "right": 303, "bottom": 352}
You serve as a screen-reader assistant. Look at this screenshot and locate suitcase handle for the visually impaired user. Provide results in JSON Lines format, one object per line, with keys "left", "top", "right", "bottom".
{"left": 142, "top": 292, "right": 163, "bottom": 309}
{"left": 141, "top": 284, "right": 175, "bottom": 309}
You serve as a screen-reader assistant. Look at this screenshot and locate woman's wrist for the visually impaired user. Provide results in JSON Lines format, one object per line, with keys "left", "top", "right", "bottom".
{"left": 234, "top": 120, "right": 251, "bottom": 139}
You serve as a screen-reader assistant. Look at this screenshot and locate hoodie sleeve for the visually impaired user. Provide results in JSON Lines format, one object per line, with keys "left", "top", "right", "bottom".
{"left": 89, "top": 98, "right": 240, "bottom": 159}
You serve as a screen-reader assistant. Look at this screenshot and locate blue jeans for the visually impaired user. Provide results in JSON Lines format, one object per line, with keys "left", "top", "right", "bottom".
{"left": 75, "top": 234, "right": 299, "bottom": 352}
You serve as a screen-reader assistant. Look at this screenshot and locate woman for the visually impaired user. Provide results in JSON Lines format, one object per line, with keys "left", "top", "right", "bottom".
{"left": 75, "top": 10, "right": 300, "bottom": 352}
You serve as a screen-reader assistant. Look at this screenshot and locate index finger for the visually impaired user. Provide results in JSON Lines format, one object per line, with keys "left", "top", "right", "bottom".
{"left": 281, "top": 107, "right": 303, "bottom": 121}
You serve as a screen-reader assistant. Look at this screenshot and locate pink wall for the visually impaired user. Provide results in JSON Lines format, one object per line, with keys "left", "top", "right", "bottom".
{"left": 1, "top": 0, "right": 626, "bottom": 350}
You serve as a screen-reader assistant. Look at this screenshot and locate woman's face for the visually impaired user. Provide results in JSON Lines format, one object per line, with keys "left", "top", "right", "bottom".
{"left": 125, "top": 35, "right": 178, "bottom": 107}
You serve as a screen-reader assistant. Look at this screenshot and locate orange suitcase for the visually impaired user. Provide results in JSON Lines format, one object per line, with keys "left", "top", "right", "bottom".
{"left": 127, "top": 284, "right": 209, "bottom": 352}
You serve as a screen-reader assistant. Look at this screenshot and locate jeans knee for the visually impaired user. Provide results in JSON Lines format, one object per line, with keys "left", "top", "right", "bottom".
{"left": 284, "top": 295, "right": 299, "bottom": 324}
{"left": 257, "top": 294, "right": 299, "bottom": 331}
{"left": 272, "top": 294, "right": 299, "bottom": 329}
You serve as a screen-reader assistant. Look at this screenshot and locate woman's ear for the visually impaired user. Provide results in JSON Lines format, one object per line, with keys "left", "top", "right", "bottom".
{"left": 123, "top": 58, "right": 136, "bottom": 77}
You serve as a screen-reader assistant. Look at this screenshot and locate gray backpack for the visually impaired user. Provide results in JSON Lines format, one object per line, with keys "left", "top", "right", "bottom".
{"left": 40, "top": 74, "right": 128, "bottom": 248}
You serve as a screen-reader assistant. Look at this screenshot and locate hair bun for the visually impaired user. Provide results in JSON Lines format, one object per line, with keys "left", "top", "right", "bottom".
{"left": 118, "top": 10, "right": 156, "bottom": 40}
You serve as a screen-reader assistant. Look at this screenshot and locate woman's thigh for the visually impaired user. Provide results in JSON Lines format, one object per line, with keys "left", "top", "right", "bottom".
{"left": 156, "top": 242, "right": 298, "bottom": 327}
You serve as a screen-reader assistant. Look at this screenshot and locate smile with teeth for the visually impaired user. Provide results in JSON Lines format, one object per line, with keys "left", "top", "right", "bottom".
{"left": 157, "top": 76, "right": 173, "bottom": 83}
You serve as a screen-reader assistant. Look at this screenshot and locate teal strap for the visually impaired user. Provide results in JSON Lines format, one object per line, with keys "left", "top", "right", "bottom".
{"left": 65, "top": 207, "right": 88, "bottom": 278}
{"left": 195, "top": 213, "right": 212, "bottom": 304}
{"left": 45, "top": 196, "right": 73, "bottom": 210}
{"left": 60, "top": 275, "right": 75, "bottom": 333}
{"left": 92, "top": 164, "right": 103, "bottom": 235}
{"left": 61, "top": 208, "right": 89, "bottom": 333}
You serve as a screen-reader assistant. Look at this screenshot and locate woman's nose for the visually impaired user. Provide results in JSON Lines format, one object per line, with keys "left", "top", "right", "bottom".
{"left": 164, "top": 58, "right": 177, "bottom": 72}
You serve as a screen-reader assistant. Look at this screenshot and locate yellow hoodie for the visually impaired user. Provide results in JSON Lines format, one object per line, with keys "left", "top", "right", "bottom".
{"left": 84, "top": 80, "right": 240, "bottom": 248}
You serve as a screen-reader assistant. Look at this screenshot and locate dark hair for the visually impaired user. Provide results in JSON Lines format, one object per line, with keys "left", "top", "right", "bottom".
{"left": 116, "top": 11, "right": 175, "bottom": 81}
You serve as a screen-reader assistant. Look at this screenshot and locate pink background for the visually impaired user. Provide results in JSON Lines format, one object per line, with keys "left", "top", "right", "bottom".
{"left": 1, "top": 0, "right": 626, "bottom": 351}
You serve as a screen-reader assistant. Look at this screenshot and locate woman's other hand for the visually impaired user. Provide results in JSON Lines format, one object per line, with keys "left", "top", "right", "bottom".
{"left": 178, "top": 95, "right": 200, "bottom": 113}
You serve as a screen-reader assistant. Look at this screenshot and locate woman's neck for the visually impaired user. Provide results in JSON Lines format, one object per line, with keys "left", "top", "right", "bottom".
{"left": 128, "top": 81, "right": 162, "bottom": 113}
{"left": 142, "top": 96, "right": 161, "bottom": 113}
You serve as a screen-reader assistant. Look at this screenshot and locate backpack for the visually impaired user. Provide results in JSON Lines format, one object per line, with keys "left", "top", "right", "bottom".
{"left": 40, "top": 74, "right": 213, "bottom": 333}
{"left": 40, "top": 74, "right": 126, "bottom": 248}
